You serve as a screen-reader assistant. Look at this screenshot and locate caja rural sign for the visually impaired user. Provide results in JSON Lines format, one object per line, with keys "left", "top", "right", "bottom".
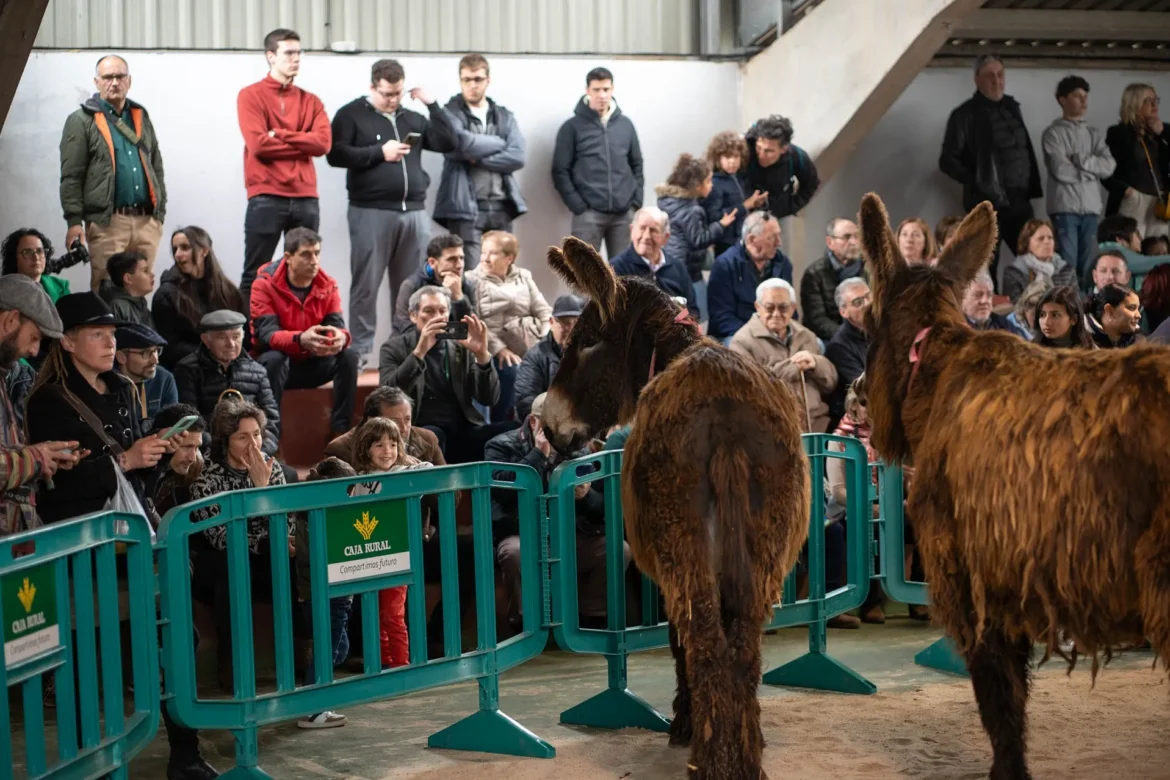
{"left": 325, "top": 499, "right": 410, "bottom": 584}
{"left": 3, "top": 562, "right": 60, "bottom": 669}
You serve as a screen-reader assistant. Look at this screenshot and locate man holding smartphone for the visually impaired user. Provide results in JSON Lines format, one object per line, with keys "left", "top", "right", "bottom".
{"left": 327, "top": 58, "right": 458, "bottom": 366}
{"left": 378, "top": 285, "right": 517, "bottom": 464}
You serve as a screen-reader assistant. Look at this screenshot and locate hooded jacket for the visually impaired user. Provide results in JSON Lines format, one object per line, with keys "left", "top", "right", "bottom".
{"left": 59, "top": 95, "right": 166, "bottom": 227}
{"left": 250, "top": 258, "right": 350, "bottom": 360}
{"left": 551, "top": 98, "right": 643, "bottom": 215}
{"left": 326, "top": 96, "right": 457, "bottom": 211}
{"left": 434, "top": 95, "right": 528, "bottom": 224}
{"left": 655, "top": 183, "right": 728, "bottom": 282}
{"left": 99, "top": 282, "right": 154, "bottom": 328}
{"left": 1040, "top": 117, "right": 1115, "bottom": 216}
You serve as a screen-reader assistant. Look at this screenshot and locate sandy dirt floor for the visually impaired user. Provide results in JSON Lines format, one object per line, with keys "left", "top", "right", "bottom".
{"left": 387, "top": 664, "right": 1170, "bottom": 779}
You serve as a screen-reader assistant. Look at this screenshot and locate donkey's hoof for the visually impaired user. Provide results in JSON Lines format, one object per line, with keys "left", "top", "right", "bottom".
{"left": 668, "top": 712, "right": 693, "bottom": 747}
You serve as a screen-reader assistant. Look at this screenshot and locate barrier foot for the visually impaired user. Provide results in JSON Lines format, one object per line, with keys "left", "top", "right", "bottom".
{"left": 762, "top": 651, "right": 876, "bottom": 695}
{"left": 218, "top": 767, "right": 274, "bottom": 780}
{"left": 428, "top": 709, "right": 555, "bottom": 758}
{"left": 914, "top": 636, "right": 969, "bottom": 677}
{"left": 560, "top": 687, "right": 671, "bottom": 733}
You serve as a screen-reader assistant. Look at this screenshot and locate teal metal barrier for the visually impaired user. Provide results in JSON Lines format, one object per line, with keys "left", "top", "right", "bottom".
{"left": 0, "top": 512, "right": 159, "bottom": 780}
{"left": 546, "top": 433, "right": 877, "bottom": 733}
{"left": 876, "top": 463, "right": 966, "bottom": 676}
{"left": 157, "top": 463, "right": 553, "bottom": 779}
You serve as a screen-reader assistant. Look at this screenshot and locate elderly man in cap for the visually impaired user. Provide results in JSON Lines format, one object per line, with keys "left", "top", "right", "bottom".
{"left": 174, "top": 310, "right": 281, "bottom": 456}
{"left": 513, "top": 293, "right": 583, "bottom": 419}
{"left": 0, "top": 276, "right": 83, "bottom": 536}
{"left": 487, "top": 392, "right": 627, "bottom": 632}
{"left": 115, "top": 322, "right": 177, "bottom": 429}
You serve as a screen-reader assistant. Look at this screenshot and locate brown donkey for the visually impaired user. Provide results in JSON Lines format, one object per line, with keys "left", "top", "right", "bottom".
{"left": 541, "top": 237, "right": 809, "bottom": 779}
{"left": 859, "top": 192, "right": 1170, "bottom": 779}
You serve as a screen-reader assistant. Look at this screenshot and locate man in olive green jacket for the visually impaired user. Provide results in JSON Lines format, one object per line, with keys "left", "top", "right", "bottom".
{"left": 59, "top": 55, "right": 166, "bottom": 292}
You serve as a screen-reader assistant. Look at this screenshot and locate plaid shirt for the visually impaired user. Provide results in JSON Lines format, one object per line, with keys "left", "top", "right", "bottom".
{"left": 0, "top": 377, "right": 46, "bottom": 536}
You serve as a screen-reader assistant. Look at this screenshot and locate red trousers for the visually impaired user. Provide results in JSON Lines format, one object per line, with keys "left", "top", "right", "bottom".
{"left": 378, "top": 586, "right": 409, "bottom": 667}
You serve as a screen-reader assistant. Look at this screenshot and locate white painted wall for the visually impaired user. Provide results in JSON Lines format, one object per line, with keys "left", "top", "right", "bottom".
{"left": 795, "top": 66, "right": 1170, "bottom": 288}
{"left": 0, "top": 50, "right": 740, "bottom": 360}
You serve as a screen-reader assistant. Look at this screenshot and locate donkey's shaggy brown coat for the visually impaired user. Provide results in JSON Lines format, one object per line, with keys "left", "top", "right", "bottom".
{"left": 541, "top": 237, "right": 809, "bottom": 779}
{"left": 859, "top": 192, "right": 1170, "bottom": 780}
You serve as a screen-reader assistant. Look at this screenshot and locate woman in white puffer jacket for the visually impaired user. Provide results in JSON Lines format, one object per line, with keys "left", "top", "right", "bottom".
{"left": 466, "top": 230, "right": 553, "bottom": 421}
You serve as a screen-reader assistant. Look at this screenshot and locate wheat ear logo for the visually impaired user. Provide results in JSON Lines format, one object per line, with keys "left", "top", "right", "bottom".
{"left": 353, "top": 511, "right": 379, "bottom": 541}
{"left": 17, "top": 577, "right": 36, "bottom": 613}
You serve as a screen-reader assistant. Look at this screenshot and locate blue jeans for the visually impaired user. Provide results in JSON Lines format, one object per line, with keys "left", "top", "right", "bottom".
{"left": 492, "top": 357, "right": 519, "bottom": 422}
{"left": 692, "top": 279, "right": 709, "bottom": 324}
{"left": 300, "top": 596, "right": 354, "bottom": 685}
{"left": 1051, "top": 213, "right": 1099, "bottom": 286}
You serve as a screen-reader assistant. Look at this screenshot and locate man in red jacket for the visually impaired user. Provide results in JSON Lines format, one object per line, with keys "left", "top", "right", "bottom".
{"left": 251, "top": 227, "right": 359, "bottom": 438}
{"left": 237, "top": 28, "right": 331, "bottom": 306}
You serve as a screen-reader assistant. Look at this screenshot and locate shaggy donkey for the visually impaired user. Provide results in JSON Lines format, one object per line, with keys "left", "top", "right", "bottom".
{"left": 858, "top": 192, "right": 1170, "bottom": 780}
{"left": 541, "top": 236, "right": 809, "bottom": 779}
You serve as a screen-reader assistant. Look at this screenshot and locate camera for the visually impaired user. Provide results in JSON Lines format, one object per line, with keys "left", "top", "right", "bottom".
{"left": 44, "top": 239, "right": 90, "bottom": 276}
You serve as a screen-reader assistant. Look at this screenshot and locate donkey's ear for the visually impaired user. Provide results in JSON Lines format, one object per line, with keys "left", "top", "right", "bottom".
{"left": 935, "top": 201, "right": 998, "bottom": 288}
{"left": 549, "top": 236, "right": 620, "bottom": 319}
{"left": 858, "top": 193, "right": 902, "bottom": 317}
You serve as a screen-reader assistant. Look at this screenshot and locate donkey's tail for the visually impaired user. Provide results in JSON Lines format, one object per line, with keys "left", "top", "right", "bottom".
{"left": 709, "top": 444, "right": 757, "bottom": 621}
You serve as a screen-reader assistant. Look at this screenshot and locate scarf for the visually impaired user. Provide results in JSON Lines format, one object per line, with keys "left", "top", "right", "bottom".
{"left": 1019, "top": 253, "right": 1061, "bottom": 288}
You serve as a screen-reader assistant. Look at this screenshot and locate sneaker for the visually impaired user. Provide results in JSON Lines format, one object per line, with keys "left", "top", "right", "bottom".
{"left": 297, "top": 710, "right": 346, "bottom": 729}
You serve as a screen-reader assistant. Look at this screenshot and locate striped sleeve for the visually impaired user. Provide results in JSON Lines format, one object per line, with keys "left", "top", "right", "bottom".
{"left": 0, "top": 446, "right": 45, "bottom": 491}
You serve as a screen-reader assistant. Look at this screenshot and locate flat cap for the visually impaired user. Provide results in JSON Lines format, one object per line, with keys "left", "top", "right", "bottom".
{"left": 199, "top": 309, "right": 247, "bottom": 333}
{"left": 116, "top": 322, "right": 167, "bottom": 350}
{"left": 0, "top": 275, "right": 63, "bottom": 338}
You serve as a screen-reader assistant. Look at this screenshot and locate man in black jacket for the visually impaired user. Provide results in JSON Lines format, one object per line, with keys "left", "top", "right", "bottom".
{"left": 327, "top": 58, "right": 457, "bottom": 359}
{"left": 513, "top": 294, "right": 583, "bottom": 419}
{"left": 434, "top": 53, "right": 527, "bottom": 270}
{"left": 744, "top": 114, "right": 819, "bottom": 219}
{"left": 173, "top": 310, "right": 281, "bottom": 456}
{"left": 824, "top": 278, "right": 871, "bottom": 427}
{"left": 488, "top": 393, "right": 628, "bottom": 631}
{"left": 800, "top": 217, "right": 866, "bottom": 342}
{"left": 552, "top": 67, "right": 643, "bottom": 258}
{"left": 609, "top": 207, "right": 698, "bottom": 321}
{"left": 939, "top": 55, "right": 1043, "bottom": 289}
{"left": 392, "top": 234, "right": 477, "bottom": 334}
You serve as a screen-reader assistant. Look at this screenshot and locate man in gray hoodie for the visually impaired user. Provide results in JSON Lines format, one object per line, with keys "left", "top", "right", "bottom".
{"left": 1041, "top": 75, "right": 1116, "bottom": 282}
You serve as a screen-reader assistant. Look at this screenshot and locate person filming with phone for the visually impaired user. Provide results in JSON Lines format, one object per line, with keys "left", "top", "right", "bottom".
{"left": 379, "top": 285, "right": 517, "bottom": 463}
{"left": 251, "top": 227, "right": 360, "bottom": 441}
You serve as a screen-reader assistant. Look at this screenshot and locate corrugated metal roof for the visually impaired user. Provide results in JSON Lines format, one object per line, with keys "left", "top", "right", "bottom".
{"left": 982, "top": 0, "right": 1170, "bottom": 10}
{"left": 34, "top": 0, "right": 699, "bottom": 55}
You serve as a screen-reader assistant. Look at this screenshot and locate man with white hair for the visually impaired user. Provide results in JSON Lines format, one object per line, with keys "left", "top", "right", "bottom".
{"left": 824, "top": 277, "right": 871, "bottom": 425}
{"left": 962, "top": 269, "right": 1016, "bottom": 332}
{"left": 608, "top": 207, "right": 698, "bottom": 320}
{"left": 707, "top": 211, "right": 793, "bottom": 344}
{"left": 60, "top": 54, "right": 166, "bottom": 291}
{"left": 729, "top": 278, "right": 837, "bottom": 433}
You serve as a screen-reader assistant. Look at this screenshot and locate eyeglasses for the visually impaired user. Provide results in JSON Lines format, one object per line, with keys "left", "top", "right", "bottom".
{"left": 125, "top": 347, "right": 161, "bottom": 359}
{"left": 830, "top": 232, "right": 858, "bottom": 241}
{"left": 460, "top": 76, "right": 488, "bottom": 84}
{"left": 1143, "top": 96, "right": 1161, "bottom": 106}
{"left": 99, "top": 73, "right": 129, "bottom": 82}
{"left": 17, "top": 248, "right": 46, "bottom": 260}
{"left": 848, "top": 293, "right": 872, "bottom": 308}
{"left": 758, "top": 303, "right": 794, "bottom": 315}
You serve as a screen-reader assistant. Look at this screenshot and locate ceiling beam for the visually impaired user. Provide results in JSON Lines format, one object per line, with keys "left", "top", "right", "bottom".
{"left": 953, "top": 9, "right": 1170, "bottom": 42}
{"left": 0, "top": 0, "right": 49, "bottom": 130}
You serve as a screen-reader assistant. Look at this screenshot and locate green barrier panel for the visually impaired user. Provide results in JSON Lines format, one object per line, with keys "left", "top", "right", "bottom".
{"left": 547, "top": 434, "right": 876, "bottom": 733}
{"left": 876, "top": 463, "right": 967, "bottom": 677}
{"left": 0, "top": 512, "right": 159, "bottom": 780}
{"left": 157, "top": 463, "right": 553, "bottom": 779}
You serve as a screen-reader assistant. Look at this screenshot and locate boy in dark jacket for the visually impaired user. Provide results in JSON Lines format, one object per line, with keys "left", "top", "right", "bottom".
{"left": 701, "top": 131, "right": 767, "bottom": 257}
{"left": 552, "top": 67, "right": 644, "bottom": 258}
{"left": 327, "top": 58, "right": 457, "bottom": 357}
{"left": 100, "top": 250, "right": 156, "bottom": 327}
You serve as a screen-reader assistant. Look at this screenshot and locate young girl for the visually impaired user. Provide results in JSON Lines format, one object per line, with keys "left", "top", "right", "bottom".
{"left": 294, "top": 457, "right": 357, "bottom": 730}
{"left": 1035, "top": 286, "right": 1095, "bottom": 349}
{"left": 657, "top": 153, "right": 738, "bottom": 321}
{"left": 350, "top": 417, "right": 434, "bottom": 668}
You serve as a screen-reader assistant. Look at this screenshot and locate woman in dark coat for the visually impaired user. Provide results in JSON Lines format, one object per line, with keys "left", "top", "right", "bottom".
{"left": 26, "top": 293, "right": 169, "bottom": 524}
{"left": 153, "top": 226, "right": 247, "bottom": 371}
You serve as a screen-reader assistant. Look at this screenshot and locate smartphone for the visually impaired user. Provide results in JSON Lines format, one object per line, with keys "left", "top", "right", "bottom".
{"left": 435, "top": 321, "right": 469, "bottom": 340}
{"left": 403, "top": 132, "right": 422, "bottom": 147}
{"left": 160, "top": 414, "right": 201, "bottom": 441}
